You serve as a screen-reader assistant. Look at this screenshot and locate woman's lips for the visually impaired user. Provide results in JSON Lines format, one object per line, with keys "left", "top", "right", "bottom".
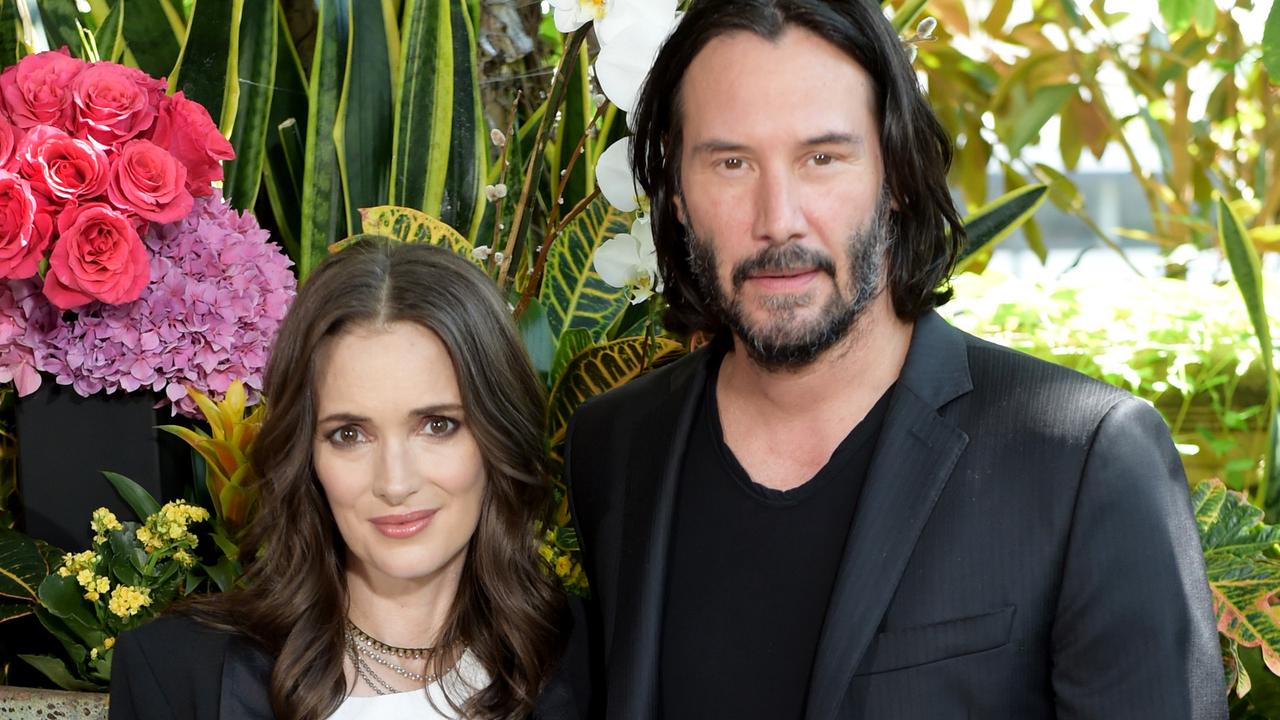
{"left": 370, "top": 509, "right": 437, "bottom": 539}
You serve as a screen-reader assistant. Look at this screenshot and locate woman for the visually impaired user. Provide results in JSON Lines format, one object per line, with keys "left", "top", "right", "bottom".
{"left": 110, "top": 238, "right": 572, "bottom": 720}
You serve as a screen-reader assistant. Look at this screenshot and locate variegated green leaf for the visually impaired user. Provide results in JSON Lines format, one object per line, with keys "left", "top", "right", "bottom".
{"left": 957, "top": 183, "right": 1049, "bottom": 269}
{"left": 355, "top": 205, "right": 473, "bottom": 259}
{"left": 93, "top": 0, "right": 124, "bottom": 64}
{"left": 298, "top": 0, "right": 348, "bottom": 279}
{"left": 539, "top": 195, "right": 630, "bottom": 342}
{"left": 546, "top": 336, "right": 684, "bottom": 447}
{"left": 334, "top": 0, "right": 395, "bottom": 232}
{"left": 0, "top": 602, "right": 32, "bottom": 623}
{"left": 550, "top": 328, "right": 592, "bottom": 389}
{"left": 170, "top": 0, "right": 239, "bottom": 129}
{"left": 0, "top": 528, "right": 50, "bottom": 603}
{"left": 223, "top": 0, "right": 276, "bottom": 211}
{"left": 1195, "top": 478, "right": 1280, "bottom": 676}
{"left": 391, "top": 0, "right": 481, "bottom": 231}
{"left": 121, "top": 0, "right": 183, "bottom": 78}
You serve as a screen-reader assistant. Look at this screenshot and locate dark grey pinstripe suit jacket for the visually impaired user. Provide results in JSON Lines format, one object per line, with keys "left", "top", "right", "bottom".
{"left": 564, "top": 310, "right": 1225, "bottom": 719}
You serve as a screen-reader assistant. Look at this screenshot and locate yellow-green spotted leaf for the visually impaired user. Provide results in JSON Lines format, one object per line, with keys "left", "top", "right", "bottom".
{"left": 354, "top": 205, "right": 473, "bottom": 260}
{"left": 1195, "top": 478, "right": 1280, "bottom": 676}
{"left": 539, "top": 195, "right": 630, "bottom": 342}
{"left": 547, "top": 336, "right": 684, "bottom": 447}
{"left": 0, "top": 528, "right": 49, "bottom": 602}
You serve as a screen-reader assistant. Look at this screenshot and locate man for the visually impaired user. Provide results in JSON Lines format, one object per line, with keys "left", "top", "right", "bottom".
{"left": 563, "top": 1, "right": 1225, "bottom": 718}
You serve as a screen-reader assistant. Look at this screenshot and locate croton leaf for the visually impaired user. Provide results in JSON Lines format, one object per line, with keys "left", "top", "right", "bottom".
{"left": 1195, "top": 478, "right": 1280, "bottom": 675}
{"left": 0, "top": 527, "right": 50, "bottom": 603}
{"left": 539, "top": 195, "right": 631, "bottom": 343}
{"left": 546, "top": 336, "right": 685, "bottom": 448}
{"left": 355, "top": 205, "right": 474, "bottom": 259}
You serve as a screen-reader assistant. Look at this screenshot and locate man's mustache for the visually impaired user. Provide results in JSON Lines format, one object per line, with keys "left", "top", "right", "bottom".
{"left": 731, "top": 244, "right": 837, "bottom": 290}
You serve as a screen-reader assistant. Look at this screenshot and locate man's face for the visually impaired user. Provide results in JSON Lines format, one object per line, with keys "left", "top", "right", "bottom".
{"left": 677, "top": 26, "right": 892, "bottom": 369}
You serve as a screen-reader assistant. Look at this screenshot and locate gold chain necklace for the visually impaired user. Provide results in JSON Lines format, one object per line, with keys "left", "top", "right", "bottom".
{"left": 344, "top": 620, "right": 438, "bottom": 695}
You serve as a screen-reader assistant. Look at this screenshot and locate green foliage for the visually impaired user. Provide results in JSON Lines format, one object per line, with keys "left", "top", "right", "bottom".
{"left": 1195, "top": 478, "right": 1280, "bottom": 708}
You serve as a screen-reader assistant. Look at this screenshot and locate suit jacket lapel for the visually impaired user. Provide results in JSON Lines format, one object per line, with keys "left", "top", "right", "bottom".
{"left": 804, "top": 312, "right": 973, "bottom": 720}
{"left": 219, "top": 635, "right": 274, "bottom": 720}
{"left": 605, "top": 350, "right": 709, "bottom": 720}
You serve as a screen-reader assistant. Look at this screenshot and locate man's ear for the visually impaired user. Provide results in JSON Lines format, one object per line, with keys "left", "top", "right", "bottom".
{"left": 674, "top": 192, "right": 687, "bottom": 225}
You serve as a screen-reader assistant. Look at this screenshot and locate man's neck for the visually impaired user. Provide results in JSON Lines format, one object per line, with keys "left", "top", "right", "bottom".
{"left": 718, "top": 293, "right": 914, "bottom": 420}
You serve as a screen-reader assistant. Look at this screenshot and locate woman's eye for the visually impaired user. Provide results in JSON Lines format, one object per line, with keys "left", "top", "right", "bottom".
{"left": 423, "top": 416, "right": 458, "bottom": 437}
{"left": 328, "top": 425, "right": 365, "bottom": 446}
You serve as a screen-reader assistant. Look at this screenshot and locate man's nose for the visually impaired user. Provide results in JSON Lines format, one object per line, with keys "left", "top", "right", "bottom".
{"left": 753, "top": 165, "right": 807, "bottom": 245}
{"left": 371, "top": 440, "right": 420, "bottom": 505}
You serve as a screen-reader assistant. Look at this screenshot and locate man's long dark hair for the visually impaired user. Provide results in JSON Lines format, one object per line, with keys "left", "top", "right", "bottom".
{"left": 185, "top": 238, "right": 565, "bottom": 720}
{"left": 630, "top": 0, "right": 965, "bottom": 335}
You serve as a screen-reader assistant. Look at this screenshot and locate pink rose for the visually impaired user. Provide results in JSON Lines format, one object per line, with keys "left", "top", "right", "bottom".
{"left": 18, "top": 125, "right": 109, "bottom": 203}
{"left": 0, "top": 116, "right": 20, "bottom": 170}
{"left": 148, "top": 92, "right": 234, "bottom": 197}
{"left": 0, "top": 48, "right": 86, "bottom": 130}
{"left": 73, "top": 63, "right": 166, "bottom": 148}
{"left": 0, "top": 172, "right": 52, "bottom": 279}
{"left": 43, "top": 202, "right": 149, "bottom": 309}
{"left": 107, "top": 140, "right": 192, "bottom": 223}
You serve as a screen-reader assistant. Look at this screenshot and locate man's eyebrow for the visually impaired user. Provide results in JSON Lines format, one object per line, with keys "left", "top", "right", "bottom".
{"left": 803, "top": 132, "right": 863, "bottom": 147}
{"left": 690, "top": 139, "right": 750, "bottom": 156}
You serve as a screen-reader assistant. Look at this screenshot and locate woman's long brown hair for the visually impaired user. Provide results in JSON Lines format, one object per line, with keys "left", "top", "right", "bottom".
{"left": 186, "top": 237, "right": 566, "bottom": 719}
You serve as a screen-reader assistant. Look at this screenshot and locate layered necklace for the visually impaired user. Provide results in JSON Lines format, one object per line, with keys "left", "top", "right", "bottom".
{"left": 345, "top": 619, "right": 439, "bottom": 696}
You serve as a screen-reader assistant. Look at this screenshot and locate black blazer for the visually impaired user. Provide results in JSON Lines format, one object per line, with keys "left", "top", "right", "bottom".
{"left": 109, "top": 614, "right": 584, "bottom": 719}
{"left": 564, "top": 311, "right": 1226, "bottom": 719}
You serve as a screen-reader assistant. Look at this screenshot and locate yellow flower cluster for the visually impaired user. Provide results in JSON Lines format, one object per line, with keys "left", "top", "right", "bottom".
{"left": 107, "top": 585, "right": 151, "bottom": 618}
{"left": 136, "top": 501, "right": 209, "bottom": 552}
{"left": 57, "top": 550, "right": 112, "bottom": 601}
{"left": 90, "top": 507, "right": 123, "bottom": 544}
{"left": 89, "top": 637, "right": 115, "bottom": 662}
{"left": 539, "top": 530, "right": 586, "bottom": 591}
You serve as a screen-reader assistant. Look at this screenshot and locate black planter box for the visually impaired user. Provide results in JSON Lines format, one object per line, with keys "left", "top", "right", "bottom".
{"left": 15, "top": 383, "right": 190, "bottom": 551}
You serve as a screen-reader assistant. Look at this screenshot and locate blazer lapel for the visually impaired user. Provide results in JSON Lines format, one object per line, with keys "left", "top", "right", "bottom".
{"left": 804, "top": 312, "right": 973, "bottom": 720}
{"left": 605, "top": 350, "right": 709, "bottom": 720}
{"left": 219, "top": 635, "right": 274, "bottom": 720}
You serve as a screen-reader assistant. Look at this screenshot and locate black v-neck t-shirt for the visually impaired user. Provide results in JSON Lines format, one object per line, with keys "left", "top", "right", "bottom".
{"left": 659, "top": 357, "right": 893, "bottom": 720}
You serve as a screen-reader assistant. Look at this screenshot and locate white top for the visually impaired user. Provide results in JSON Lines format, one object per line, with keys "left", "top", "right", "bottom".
{"left": 326, "top": 650, "right": 488, "bottom": 720}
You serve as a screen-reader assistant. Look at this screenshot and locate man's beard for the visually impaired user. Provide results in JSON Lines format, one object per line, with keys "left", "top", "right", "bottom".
{"left": 686, "top": 188, "right": 895, "bottom": 371}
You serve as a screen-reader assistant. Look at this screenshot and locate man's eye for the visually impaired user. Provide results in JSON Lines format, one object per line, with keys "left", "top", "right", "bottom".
{"left": 811, "top": 153, "right": 834, "bottom": 166}
{"left": 721, "top": 157, "right": 744, "bottom": 171}
{"left": 423, "top": 416, "right": 459, "bottom": 437}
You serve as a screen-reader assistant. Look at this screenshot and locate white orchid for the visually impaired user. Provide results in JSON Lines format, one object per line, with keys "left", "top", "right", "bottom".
{"left": 594, "top": 216, "right": 662, "bottom": 305}
{"left": 594, "top": 13, "right": 677, "bottom": 113}
{"left": 549, "top": 0, "right": 676, "bottom": 44}
{"left": 595, "top": 138, "right": 645, "bottom": 212}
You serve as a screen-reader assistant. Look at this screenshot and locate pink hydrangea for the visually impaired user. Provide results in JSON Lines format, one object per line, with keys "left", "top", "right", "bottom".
{"left": 35, "top": 190, "right": 295, "bottom": 416}
{"left": 0, "top": 278, "right": 56, "bottom": 395}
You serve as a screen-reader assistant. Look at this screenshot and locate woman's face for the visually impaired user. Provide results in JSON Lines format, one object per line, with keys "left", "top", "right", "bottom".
{"left": 313, "top": 321, "right": 486, "bottom": 590}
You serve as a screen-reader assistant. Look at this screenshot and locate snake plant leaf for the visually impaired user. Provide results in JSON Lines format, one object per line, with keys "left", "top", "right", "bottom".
{"left": 298, "top": 0, "right": 349, "bottom": 279}
{"left": 334, "top": 0, "right": 394, "bottom": 232}
{"left": 956, "top": 183, "right": 1049, "bottom": 269}
{"left": 539, "top": 194, "right": 631, "bottom": 342}
{"left": 0, "top": 0, "right": 20, "bottom": 68}
{"left": 120, "top": 0, "right": 183, "bottom": 79}
{"left": 93, "top": 0, "right": 124, "bottom": 64}
{"left": 169, "top": 0, "right": 239, "bottom": 129}
{"left": 546, "top": 336, "right": 685, "bottom": 447}
{"left": 0, "top": 527, "right": 49, "bottom": 602}
{"left": 1217, "top": 195, "right": 1280, "bottom": 519}
{"left": 391, "top": 0, "right": 482, "bottom": 232}
{"left": 223, "top": 0, "right": 277, "bottom": 211}
{"left": 34, "top": 0, "right": 81, "bottom": 58}
{"left": 1195, "top": 478, "right": 1280, "bottom": 676}
{"left": 355, "top": 205, "right": 473, "bottom": 259}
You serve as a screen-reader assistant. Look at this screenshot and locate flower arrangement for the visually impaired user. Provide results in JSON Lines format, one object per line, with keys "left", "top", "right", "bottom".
{"left": 0, "top": 50, "right": 295, "bottom": 415}
{"left": 21, "top": 484, "right": 214, "bottom": 690}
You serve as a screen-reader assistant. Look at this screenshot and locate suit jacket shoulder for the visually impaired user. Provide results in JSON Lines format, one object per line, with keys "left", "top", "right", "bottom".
{"left": 110, "top": 614, "right": 269, "bottom": 720}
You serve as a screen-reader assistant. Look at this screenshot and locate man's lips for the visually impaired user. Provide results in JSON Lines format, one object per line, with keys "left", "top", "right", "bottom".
{"left": 370, "top": 509, "right": 437, "bottom": 538}
{"left": 744, "top": 268, "right": 821, "bottom": 290}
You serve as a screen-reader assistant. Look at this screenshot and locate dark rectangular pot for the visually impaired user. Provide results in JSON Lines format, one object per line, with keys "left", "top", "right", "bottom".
{"left": 15, "top": 383, "right": 190, "bottom": 551}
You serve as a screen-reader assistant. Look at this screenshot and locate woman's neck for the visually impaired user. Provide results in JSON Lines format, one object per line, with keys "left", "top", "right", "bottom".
{"left": 343, "top": 549, "right": 467, "bottom": 649}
